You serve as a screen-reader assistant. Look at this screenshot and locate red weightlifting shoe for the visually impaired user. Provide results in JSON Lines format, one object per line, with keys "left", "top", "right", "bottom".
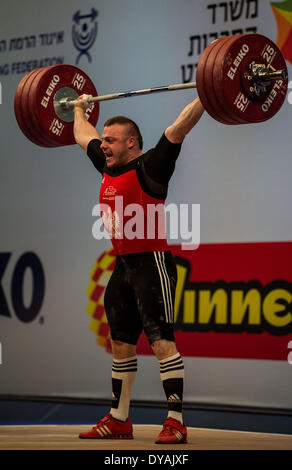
{"left": 155, "top": 417, "right": 187, "bottom": 444}
{"left": 79, "top": 413, "right": 133, "bottom": 439}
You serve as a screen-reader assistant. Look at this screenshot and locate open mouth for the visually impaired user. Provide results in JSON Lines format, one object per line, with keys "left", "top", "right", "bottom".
{"left": 103, "top": 151, "right": 112, "bottom": 158}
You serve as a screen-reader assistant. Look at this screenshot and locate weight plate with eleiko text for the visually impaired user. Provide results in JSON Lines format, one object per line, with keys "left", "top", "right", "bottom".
{"left": 22, "top": 67, "right": 62, "bottom": 147}
{"left": 14, "top": 69, "right": 53, "bottom": 147}
{"left": 196, "top": 36, "right": 236, "bottom": 125}
{"left": 30, "top": 64, "right": 99, "bottom": 146}
{"left": 204, "top": 35, "right": 246, "bottom": 124}
{"left": 213, "top": 33, "right": 288, "bottom": 123}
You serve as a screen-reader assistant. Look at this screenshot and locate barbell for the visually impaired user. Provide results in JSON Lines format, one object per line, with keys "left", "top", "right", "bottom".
{"left": 14, "top": 33, "right": 288, "bottom": 147}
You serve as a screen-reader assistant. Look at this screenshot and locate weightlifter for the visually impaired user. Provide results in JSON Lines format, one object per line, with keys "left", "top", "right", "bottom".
{"left": 73, "top": 94, "right": 204, "bottom": 444}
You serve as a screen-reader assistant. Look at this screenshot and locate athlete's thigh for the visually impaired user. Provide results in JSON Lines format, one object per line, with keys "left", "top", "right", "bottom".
{"left": 132, "top": 251, "right": 177, "bottom": 344}
{"left": 104, "top": 259, "right": 143, "bottom": 344}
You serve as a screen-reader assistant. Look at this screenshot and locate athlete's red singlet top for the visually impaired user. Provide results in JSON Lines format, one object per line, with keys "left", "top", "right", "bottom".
{"left": 87, "top": 133, "right": 182, "bottom": 255}
{"left": 99, "top": 165, "right": 168, "bottom": 254}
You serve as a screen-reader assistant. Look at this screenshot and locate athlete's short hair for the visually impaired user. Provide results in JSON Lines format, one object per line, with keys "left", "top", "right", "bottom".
{"left": 104, "top": 116, "right": 143, "bottom": 150}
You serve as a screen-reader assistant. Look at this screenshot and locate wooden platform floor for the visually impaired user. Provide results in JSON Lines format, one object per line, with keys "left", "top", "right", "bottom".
{"left": 0, "top": 424, "right": 291, "bottom": 450}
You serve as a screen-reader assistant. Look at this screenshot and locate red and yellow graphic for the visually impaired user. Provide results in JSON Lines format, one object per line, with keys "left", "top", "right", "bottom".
{"left": 87, "top": 242, "right": 292, "bottom": 361}
{"left": 271, "top": 0, "right": 292, "bottom": 64}
{"left": 86, "top": 248, "right": 114, "bottom": 353}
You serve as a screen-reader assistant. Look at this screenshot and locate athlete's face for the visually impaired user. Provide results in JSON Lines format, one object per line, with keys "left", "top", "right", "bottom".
{"left": 100, "top": 124, "right": 134, "bottom": 167}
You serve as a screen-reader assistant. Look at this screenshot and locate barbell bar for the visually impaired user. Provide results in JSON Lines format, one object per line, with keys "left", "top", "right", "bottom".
{"left": 14, "top": 33, "right": 289, "bottom": 147}
{"left": 58, "top": 81, "right": 198, "bottom": 107}
{"left": 58, "top": 64, "right": 286, "bottom": 110}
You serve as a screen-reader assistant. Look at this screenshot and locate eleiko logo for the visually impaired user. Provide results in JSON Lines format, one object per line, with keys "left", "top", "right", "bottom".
{"left": 72, "top": 8, "right": 98, "bottom": 65}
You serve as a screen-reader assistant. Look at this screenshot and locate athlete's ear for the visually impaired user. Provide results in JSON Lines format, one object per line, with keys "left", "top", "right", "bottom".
{"left": 128, "top": 136, "right": 135, "bottom": 150}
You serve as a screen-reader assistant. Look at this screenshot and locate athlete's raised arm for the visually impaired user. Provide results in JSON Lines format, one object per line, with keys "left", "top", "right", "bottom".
{"left": 74, "top": 94, "right": 101, "bottom": 152}
{"left": 165, "top": 97, "right": 204, "bottom": 144}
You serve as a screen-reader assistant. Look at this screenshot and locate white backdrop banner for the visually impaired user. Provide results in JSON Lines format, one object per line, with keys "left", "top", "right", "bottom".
{"left": 0, "top": 0, "right": 292, "bottom": 410}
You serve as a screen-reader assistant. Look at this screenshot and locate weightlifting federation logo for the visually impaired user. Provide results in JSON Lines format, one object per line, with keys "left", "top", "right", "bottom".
{"left": 271, "top": 0, "right": 292, "bottom": 65}
{"left": 72, "top": 8, "right": 98, "bottom": 65}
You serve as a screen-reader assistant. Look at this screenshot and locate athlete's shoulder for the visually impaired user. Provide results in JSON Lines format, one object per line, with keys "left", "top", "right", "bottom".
{"left": 87, "top": 139, "right": 106, "bottom": 175}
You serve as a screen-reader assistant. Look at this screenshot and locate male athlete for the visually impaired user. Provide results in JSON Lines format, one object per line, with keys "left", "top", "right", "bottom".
{"left": 73, "top": 95, "right": 204, "bottom": 443}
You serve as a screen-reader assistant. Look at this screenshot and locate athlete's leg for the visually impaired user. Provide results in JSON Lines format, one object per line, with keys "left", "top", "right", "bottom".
{"left": 109, "top": 340, "right": 137, "bottom": 421}
{"left": 151, "top": 339, "right": 184, "bottom": 425}
{"left": 111, "top": 340, "right": 136, "bottom": 359}
{"left": 79, "top": 258, "right": 141, "bottom": 438}
{"left": 131, "top": 251, "right": 186, "bottom": 443}
{"left": 151, "top": 338, "right": 177, "bottom": 360}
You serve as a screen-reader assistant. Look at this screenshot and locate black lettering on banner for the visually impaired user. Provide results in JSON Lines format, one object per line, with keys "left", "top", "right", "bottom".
{"left": 230, "top": 0, "right": 245, "bottom": 21}
{"left": 6, "top": 32, "right": 64, "bottom": 51}
{"left": 9, "top": 37, "right": 22, "bottom": 50}
{"left": 182, "top": 26, "right": 257, "bottom": 83}
{"left": 9, "top": 36, "right": 36, "bottom": 50}
{"left": 245, "top": 26, "right": 257, "bottom": 33}
{"left": 207, "top": 0, "right": 258, "bottom": 24}
{"left": 174, "top": 257, "right": 292, "bottom": 336}
{"left": 181, "top": 0, "right": 259, "bottom": 83}
{"left": 11, "top": 252, "right": 45, "bottom": 323}
{"left": 246, "top": 0, "right": 258, "bottom": 19}
{"left": 0, "top": 64, "right": 9, "bottom": 76}
{"left": 0, "top": 59, "right": 65, "bottom": 76}
{"left": 56, "top": 31, "right": 64, "bottom": 44}
{"left": 0, "top": 58, "right": 65, "bottom": 77}
{"left": 0, "top": 40, "right": 6, "bottom": 52}
{"left": 0, "top": 252, "right": 45, "bottom": 322}
{"left": 182, "top": 64, "right": 196, "bottom": 84}
{"left": 0, "top": 30, "right": 65, "bottom": 76}
{"left": 0, "top": 253, "right": 12, "bottom": 318}
{"left": 188, "top": 35, "right": 207, "bottom": 56}
{"left": 39, "top": 32, "right": 64, "bottom": 46}
{"left": 187, "top": 28, "right": 258, "bottom": 57}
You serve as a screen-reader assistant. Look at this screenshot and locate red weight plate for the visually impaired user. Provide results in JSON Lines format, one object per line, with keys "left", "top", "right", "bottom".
{"left": 205, "top": 35, "right": 247, "bottom": 124}
{"left": 213, "top": 33, "right": 288, "bottom": 123}
{"left": 31, "top": 64, "right": 99, "bottom": 146}
{"left": 196, "top": 37, "right": 233, "bottom": 124}
{"left": 24, "top": 67, "right": 65, "bottom": 147}
{"left": 22, "top": 67, "right": 61, "bottom": 147}
{"left": 213, "top": 34, "right": 260, "bottom": 123}
{"left": 14, "top": 69, "right": 51, "bottom": 147}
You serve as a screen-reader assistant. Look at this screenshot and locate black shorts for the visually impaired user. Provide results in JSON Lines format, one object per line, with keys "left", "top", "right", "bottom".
{"left": 104, "top": 250, "right": 177, "bottom": 345}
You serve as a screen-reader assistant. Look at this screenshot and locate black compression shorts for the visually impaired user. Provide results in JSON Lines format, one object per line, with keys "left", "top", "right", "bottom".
{"left": 104, "top": 251, "right": 177, "bottom": 345}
